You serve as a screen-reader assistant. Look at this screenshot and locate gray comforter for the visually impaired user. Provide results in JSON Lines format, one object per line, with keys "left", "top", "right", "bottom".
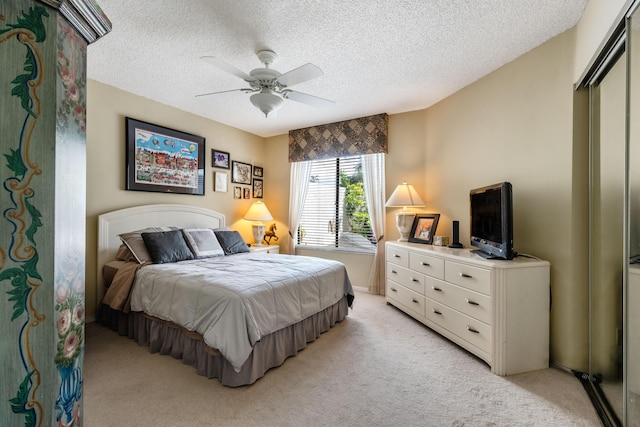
{"left": 129, "top": 253, "right": 354, "bottom": 372}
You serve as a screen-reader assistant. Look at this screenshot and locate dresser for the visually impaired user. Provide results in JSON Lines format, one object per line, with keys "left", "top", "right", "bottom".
{"left": 386, "top": 241, "right": 550, "bottom": 375}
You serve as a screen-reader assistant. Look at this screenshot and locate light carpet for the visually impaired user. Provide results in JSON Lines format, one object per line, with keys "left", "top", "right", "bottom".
{"left": 84, "top": 290, "right": 600, "bottom": 426}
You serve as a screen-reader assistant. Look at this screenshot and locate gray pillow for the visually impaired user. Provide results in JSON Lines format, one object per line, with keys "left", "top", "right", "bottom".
{"left": 213, "top": 230, "right": 250, "bottom": 255}
{"left": 141, "top": 229, "right": 194, "bottom": 264}
{"left": 119, "top": 227, "right": 174, "bottom": 263}
{"left": 182, "top": 228, "right": 224, "bottom": 258}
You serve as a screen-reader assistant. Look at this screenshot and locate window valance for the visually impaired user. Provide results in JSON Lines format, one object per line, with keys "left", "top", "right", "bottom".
{"left": 288, "top": 113, "right": 388, "bottom": 162}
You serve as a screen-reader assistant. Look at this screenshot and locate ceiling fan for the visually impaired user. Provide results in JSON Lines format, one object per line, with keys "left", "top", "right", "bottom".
{"left": 197, "top": 50, "right": 334, "bottom": 117}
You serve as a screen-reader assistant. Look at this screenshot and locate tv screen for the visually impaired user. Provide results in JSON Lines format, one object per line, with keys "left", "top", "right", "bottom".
{"left": 470, "top": 182, "right": 513, "bottom": 260}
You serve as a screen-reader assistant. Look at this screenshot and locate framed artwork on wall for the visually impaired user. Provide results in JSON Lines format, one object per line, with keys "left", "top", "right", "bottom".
{"left": 125, "top": 117, "right": 205, "bottom": 195}
{"left": 243, "top": 188, "right": 250, "bottom": 199}
{"left": 253, "top": 165, "right": 263, "bottom": 177}
{"left": 233, "top": 186, "right": 242, "bottom": 199}
{"left": 252, "top": 178, "right": 263, "bottom": 198}
{"left": 408, "top": 214, "right": 440, "bottom": 244}
{"left": 214, "top": 171, "right": 228, "bottom": 192}
{"left": 212, "top": 149, "right": 230, "bottom": 169}
{"left": 231, "top": 161, "right": 252, "bottom": 185}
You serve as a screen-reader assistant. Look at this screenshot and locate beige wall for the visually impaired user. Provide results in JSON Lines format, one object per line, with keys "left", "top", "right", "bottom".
{"left": 85, "top": 0, "right": 632, "bottom": 372}
{"left": 86, "top": 80, "right": 266, "bottom": 319}
{"left": 423, "top": 29, "right": 588, "bottom": 370}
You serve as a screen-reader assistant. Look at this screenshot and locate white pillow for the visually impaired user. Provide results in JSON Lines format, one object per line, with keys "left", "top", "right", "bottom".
{"left": 182, "top": 228, "right": 224, "bottom": 258}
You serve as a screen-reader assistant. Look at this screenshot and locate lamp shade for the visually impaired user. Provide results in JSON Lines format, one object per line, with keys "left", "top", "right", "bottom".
{"left": 385, "top": 182, "right": 425, "bottom": 207}
{"left": 243, "top": 201, "right": 273, "bottom": 222}
{"left": 386, "top": 182, "right": 425, "bottom": 242}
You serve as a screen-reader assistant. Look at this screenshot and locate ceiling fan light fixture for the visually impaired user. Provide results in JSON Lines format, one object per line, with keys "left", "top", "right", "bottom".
{"left": 250, "top": 90, "right": 284, "bottom": 117}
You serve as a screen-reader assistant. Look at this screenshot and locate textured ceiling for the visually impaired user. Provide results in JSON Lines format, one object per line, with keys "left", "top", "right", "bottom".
{"left": 87, "top": 1, "right": 588, "bottom": 138}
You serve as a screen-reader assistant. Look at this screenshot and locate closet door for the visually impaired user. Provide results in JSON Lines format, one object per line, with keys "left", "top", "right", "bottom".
{"left": 626, "top": 7, "right": 640, "bottom": 424}
{"left": 590, "top": 50, "right": 625, "bottom": 425}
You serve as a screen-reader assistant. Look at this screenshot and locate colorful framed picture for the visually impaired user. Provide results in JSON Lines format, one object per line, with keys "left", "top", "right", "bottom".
{"left": 232, "top": 161, "right": 252, "bottom": 185}
{"left": 233, "top": 186, "right": 242, "bottom": 199}
{"left": 252, "top": 178, "right": 263, "bottom": 198}
{"left": 212, "top": 149, "right": 230, "bottom": 169}
{"left": 214, "top": 171, "right": 228, "bottom": 192}
{"left": 408, "top": 214, "right": 440, "bottom": 244}
{"left": 125, "top": 118, "right": 205, "bottom": 195}
{"left": 243, "top": 188, "right": 251, "bottom": 199}
{"left": 253, "top": 165, "right": 264, "bottom": 177}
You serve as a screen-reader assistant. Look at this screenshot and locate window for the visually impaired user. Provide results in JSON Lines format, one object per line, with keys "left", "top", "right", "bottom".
{"left": 298, "top": 156, "right": 376, "bottom": 253}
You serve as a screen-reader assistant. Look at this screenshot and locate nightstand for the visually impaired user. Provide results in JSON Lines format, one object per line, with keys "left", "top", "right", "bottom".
{"left": 249, "top": 245, "right": 279, "bottom": 254}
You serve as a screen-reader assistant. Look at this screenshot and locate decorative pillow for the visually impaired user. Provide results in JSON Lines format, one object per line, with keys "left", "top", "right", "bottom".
{"left": 141, "top": 229, "right": 194, "bottom": 264}
{"left": 119, "top": 227, "right": 174, "bottom": 263}
{"left": 213, "top": 230, "right": 250, "bottom": 255}
{"left": 182, "top": 228, "right": 224, "bottom": 259}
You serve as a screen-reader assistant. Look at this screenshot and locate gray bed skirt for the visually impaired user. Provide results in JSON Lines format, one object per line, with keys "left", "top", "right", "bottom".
{"left": 97, "top": 296, "right": 350, "bottom": 386}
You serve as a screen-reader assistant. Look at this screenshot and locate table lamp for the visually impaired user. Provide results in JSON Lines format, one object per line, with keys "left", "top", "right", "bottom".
{"left": 243, "top": 201, "right": 274, "bottom": 246}
{"left": 385, "top": 182, "right": 425, "bottom": 241}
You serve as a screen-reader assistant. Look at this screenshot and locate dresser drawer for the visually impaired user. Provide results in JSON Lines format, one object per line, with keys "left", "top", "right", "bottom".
{"left": 425, "top": 299, "right": 492, "bottom": 353}
{"left": 424, "top": 277, "right": 492, "bottom": 324}
{"left": 410, "top": 252, "right": 445, "bottom": 280}
{"left": 386, "top": 247, "right": 409, "bottom": 268}
{"left": 386, "top": 264, "right": 425, "bottom": 294}
{"left": 445, "top": 261, "right": 491, "bottom": 295}
{"left": 387, "top": 281, "right": 426, "bottom": 317}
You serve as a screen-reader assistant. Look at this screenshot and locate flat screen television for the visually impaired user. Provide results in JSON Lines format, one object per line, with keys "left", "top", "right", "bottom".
{"left": 470, "top": 182, "right": 514, "bottom": 260}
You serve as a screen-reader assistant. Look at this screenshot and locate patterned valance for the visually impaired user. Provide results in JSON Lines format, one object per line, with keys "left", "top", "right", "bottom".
{"left": 289, "top": 113, "right": 388, "bottom": 162}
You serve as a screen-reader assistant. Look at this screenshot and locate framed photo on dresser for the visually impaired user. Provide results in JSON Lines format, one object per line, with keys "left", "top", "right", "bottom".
{"left": 408, "top": 214, "right": 440, "bottom": 244}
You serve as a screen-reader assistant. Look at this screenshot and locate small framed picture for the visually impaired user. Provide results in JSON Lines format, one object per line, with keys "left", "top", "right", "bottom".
{"left": 214, "top": 171, "right": 228, "bottom": 192}
{"left": 212, "top": 149, "right": 230, "bottom": 169}
{"left": 252, "top": 178, "right": 263, "bottom": 198}
{"left": 253, "top": 165, "right": 264, "bottom": 177}
{"left": 408, "top": 214, "right": 440, "bottom": 245}
{"left": 232, "top": 161, "right": 252, "bottom": 184}
{"left": 233, "top": 186, "right": 242, "bottom": 199}
{"left": 243, "top": 188, "right": 251, "bottom": 199}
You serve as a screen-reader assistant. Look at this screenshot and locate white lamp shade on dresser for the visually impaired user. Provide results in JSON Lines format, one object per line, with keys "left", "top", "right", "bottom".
{"left": 386, "top": 182, "right": 425, "bottom": 241}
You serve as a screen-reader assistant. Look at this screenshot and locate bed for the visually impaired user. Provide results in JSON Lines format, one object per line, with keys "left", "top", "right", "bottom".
{"left": 96, "top": 204, "right": 354, "bottom": 386}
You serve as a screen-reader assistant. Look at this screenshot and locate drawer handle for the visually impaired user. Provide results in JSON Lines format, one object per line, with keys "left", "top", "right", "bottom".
{"left": 411, "top": 298, "right": 419, "bottom": 303}
{"left": 459, "top": 273, "right": 472, "bottom": 278}
{"left": 432, "top": 308, "right": 442, "bottom": 315}
{"left": 391, "top": 270, "right": 398, "bottom": 274}
{"left": 421, "top": 262, "right": 430, "bottom": 266}
{"left": 432, "top": 286, "right": 442, "bottom": 292}
{"left": 466, "top": 326, "right": 480, "bottom": 334}
{"left": 394, "top": 254, "right": 401, "bottom": 258}
{"left": 390, "top": 287, "right": 397, "bottom": 292}
{"left": 411, "top": 278, "right": 419, "bottom": 282}
{"left": 465, "top": 298, "right": 479, "bottom": 306}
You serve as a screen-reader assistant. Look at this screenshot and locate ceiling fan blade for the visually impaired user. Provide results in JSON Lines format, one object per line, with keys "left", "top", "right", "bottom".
{"left": 282, "top": 90, "right": 335, "bottom": 108}
{"left": 200, "top": 56, "right": 256, "bottom": 82}
{"left": 196, "top": 88, "right": 253, "bottom": 98}
{"left": 276, "top": 63, "right": 323, "bottom": 87}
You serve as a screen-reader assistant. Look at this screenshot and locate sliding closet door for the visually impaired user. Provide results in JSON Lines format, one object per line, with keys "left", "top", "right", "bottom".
{"left": 626, "top": 7, "right": 640, "bottom": 424}
{"left": 590, "top": 51, "right": 626, "bottom": 424}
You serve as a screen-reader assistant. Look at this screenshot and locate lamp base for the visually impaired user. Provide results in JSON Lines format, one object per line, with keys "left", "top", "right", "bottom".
{"left": 252, "top": 223, "right": 266, "bottom": 246}
{"left": 396, "top": 212, "right": 415, "bottom": 242}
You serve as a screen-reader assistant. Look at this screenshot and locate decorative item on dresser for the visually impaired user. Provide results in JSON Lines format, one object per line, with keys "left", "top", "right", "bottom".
{"left": 385, "top": 241, "right": 550, "bottom": 376}
{"left": 385, "top": 182, "right": 425, "bottom": 241}
{"left": 243, "top": 201, "right": 273, "bottom": 246}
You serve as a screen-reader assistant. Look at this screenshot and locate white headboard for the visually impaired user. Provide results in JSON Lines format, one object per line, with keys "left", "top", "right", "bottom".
{"left": 97, "top": 204, "right": 226, "bottom": 302}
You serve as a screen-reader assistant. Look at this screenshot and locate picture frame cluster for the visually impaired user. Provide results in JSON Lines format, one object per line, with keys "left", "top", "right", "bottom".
{"left": 211, "top": 149, "right": 263, "bottom": 199}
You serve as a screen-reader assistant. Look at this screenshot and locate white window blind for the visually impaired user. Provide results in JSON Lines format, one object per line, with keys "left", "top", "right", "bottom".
{"left": 298, "top": 156, "right": 376, "bottom": 253}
